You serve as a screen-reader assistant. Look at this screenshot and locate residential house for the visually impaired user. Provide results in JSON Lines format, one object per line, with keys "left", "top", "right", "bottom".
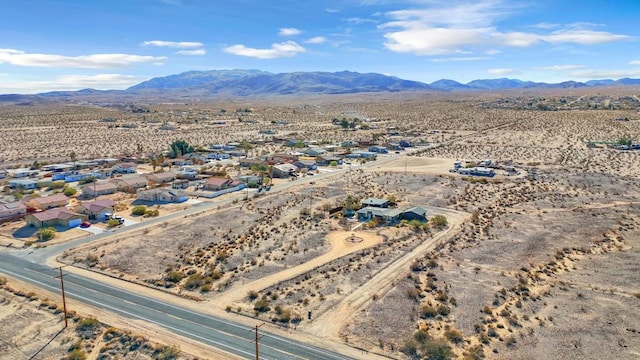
{"left": 368, "top": 146, "right": 388, "bottom": 154}
{"left": 137, "top": 188, "right": 189, "bottom": 203}
{"left": 112, "top": 176, "right": 147, "bottom": 193}
{"left": 357, "top": 206, "right": 427, "bottom": 225}
{"left": 169, "top": 158, "right": 193, "bottom": 167}
{"left": 75, "top": 199, "right": 116, "bottom": 221}
{"left": 317, "top": 155, "right": 343, "bottom": 166}
{"left": 31, "top": 193, "right": 69, "bottom": 210}
{"left": 26, "top": 208, "right": 86, "bottom": 228}
{"left": 0, "top": 201, "right": 27, "bottom": 222}
{"left": 266, "top": 153, "right": 298, "bottom": 165}
{"left": 357, "top": 207, "right": 403, "bottom": 224}
{"left": 204, "top": 177, "right": 234, "bottom": 191}
{"left": 111, "top": 162, "right": 137, "bottom": 174}
{"left": 172, "top": 179, "right": 190, "bottom": 189}
{"left": 237, "top": 175, "right": 263, "bottom": 185}
{"left": 9, "top": 179, "right": 39, "bottom": 190}
{"left": 341, "top": 140, "right": 359, "bottom": 148}
{"left": 176, "top": 167, "right": 198, "bottom": 179}
{"left": 10, "top": 168, "right": 39, "bottom": 178}
{"left": 271, "top": 163, "right": 299, "bottom": 178}
{"left": 399, "top": 140, "right": 413, "bottom": 148}
{"left": 400, "top": 207, "right": 427, "bottom": 222}
{"left": 147, "top": 172, "right": 176, "bottom": 185}
{"left": 82, "top": 182, "right": 117, "bottom": 198}
{"left": 301, "top": 147, "right": 327, "bottom": 157}
{"left": 362, "top": 198, "right": 391, "bottom": 208}
{"left": 293, "top": 160, "right": 317, "bottom": 171}
{"left": 41, "top": 164, "right": 74, "bottom": 173}
{"left": 347, "top": 151, "right": 377, "bottom": 159}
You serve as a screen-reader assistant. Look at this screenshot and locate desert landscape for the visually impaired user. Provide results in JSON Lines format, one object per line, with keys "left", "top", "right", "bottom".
{"left": 1, "top": 88, "right": 640, "bottom": 360}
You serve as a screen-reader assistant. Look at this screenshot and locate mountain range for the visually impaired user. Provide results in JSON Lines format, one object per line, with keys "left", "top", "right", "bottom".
{"left": 2, "top": 69, "right": 640, "bottom": 103}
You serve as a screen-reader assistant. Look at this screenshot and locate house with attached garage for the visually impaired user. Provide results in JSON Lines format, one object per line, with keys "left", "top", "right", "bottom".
{"left": 111, "top": 162, "right": 137, "bottom": 174}
{"left": 146, "top": 172, "right": 176, "bottom": 185}
{"left": 271, "top": 163, "right": 299, "bottom": 178}
{"left": 25, "top": 208, "right": 86, "bottom": 228}
{"left": 204, "top": 177, "right": 236, "bottom": 191}
{"left": 361, "top": 198, "right": 391, "bottom": 208}
{"left": 137, "top": 188, "right": 189, "bottom": 203}
{"left": 75, "top": 199, "right": 116, "bottom": 221}
{"left": 357, "top": 205, "right": 427, "bottom": 225}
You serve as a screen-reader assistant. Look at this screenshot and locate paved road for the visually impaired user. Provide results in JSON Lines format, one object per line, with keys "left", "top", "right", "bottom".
{"left": 0, "top": 252, "right": 355, "bottom": 360}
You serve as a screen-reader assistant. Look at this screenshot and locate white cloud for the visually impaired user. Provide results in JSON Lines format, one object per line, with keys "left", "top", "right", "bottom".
{"left": 0, "top": 74, "right": 144, "bottom": 94}
{"left": 223, "top": 41, "right": 306, "bottom": 59}
{"left": 536, "top": 64, "right": 585, "bottom": 71}
{"left": 544, "top": 29, "right": 630, "bottom": 45}
{"left": 176, "top": 49, "right": 206, "bottom": 56}
{"left": 0, "top": 49, "right": 166, "bottom": 69}
{"left": 326, "top": 8, "right": 340, "bottom": 13}
{"left": 378, "top": 1, "right": 631, "bottom": 56}
{"left": 141, "top": 40, "right": 203, "bottom": 48}
{"left": 305, "top": 36, "right": 327, "bottom": 44}
{"left": 279, "top": 28, "right": 302, "bottom": 36}
{"left": 488, "top": 68, "right": 518, "bottom": 76}
{"left": 630, "top": 60, "right": 640, "bottom": 66}
{"left": 430, "top": 57, "right": 489, "bottom": 62}
{"left": 570, "top": 69, "right": 640, "bottom": 79}
{"left": 344, "top": 17, "right": 378, "bottom": 24}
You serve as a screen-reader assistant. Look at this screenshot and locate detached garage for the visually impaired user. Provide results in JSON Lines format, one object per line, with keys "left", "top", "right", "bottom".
{"left": 26, "top": 208, "right": 86, "bottom": 229}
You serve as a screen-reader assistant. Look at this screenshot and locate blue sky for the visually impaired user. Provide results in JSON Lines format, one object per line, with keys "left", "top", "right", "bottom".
{"left": 1, "top": 0, "right": 640, "bottom": 94}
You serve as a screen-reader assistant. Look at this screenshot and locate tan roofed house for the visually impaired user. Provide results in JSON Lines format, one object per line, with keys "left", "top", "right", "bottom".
{"left": 82, "top": 182, "right": 117, "bottom": 198}
{"left": 31, "top": 193, "right": 69, "bottom": 210}
{"left": 76, "top": 199, "right": 116, "bottom": 221}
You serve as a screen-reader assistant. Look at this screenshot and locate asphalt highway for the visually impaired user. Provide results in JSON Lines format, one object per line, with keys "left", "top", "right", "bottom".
{"left": 0, "top": 252, "right": 355, "bottom": 360}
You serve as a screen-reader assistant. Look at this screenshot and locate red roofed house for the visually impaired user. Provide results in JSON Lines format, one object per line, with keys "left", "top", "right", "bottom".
{"left": 25, "top": 208, "right": 86, "bottom": 228}
{"left": 75, "top": 199, "right": 116, "bottom": 221}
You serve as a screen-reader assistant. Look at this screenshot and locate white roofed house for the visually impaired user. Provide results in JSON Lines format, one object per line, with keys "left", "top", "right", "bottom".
{"left": 271, "top": 163, "right": 299, "bottom": 178}
{"left": 137, "top": 188, "right": 188, "bottom": 203}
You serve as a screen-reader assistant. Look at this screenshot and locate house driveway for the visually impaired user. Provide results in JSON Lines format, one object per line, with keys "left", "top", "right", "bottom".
{"left": 81, "top": 226, "right": 106, "bottom": 235}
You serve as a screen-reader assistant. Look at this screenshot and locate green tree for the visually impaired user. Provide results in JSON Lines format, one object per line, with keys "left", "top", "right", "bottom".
{"left": 36, "top": 227, "right": 56, "bottom": 242}
{"left": 79, "top": 176, "right": 96, "bottom": 185}
{"left": 69, "top": 151, "right": 77, "bottom": 169}
{"left": 131, "top": 205, "right": 147, "bottom": 216}
{"left": 167, "top": 140, "right": 194, "bottom": 158}
{"left": 63, "top": 187, "right": 77, "bottom": 196}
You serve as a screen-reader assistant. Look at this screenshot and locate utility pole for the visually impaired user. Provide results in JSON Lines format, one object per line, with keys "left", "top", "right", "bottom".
{"left": 251, "top": 323, "right": 265, "bottom": 360}
{"left": 55, "top": 266, "right": 68, "bottom": 328}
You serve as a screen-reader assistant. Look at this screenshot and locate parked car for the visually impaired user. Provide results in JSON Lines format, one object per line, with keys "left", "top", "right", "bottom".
{"left": 80, "top": 221, "right": 91, "bottom": 228}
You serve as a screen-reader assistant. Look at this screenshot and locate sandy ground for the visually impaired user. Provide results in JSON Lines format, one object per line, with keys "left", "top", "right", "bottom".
{"left": 215, "top": 230, "right": 383, "bottom": 307}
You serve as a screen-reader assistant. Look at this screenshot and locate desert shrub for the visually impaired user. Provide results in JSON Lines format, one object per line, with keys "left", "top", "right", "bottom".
{"left": 78, "top": 176, "right": 96, "bottom": 185}
{"left": 131, "top": 205, "right": 147, "bottom": 216}
{"left": 49, "top": 181, "right": 66, "bottom": 190}
{"left": 155, "top": 345, "right": 180, "bottom": 360}
{"left": 420, "top": 305, "right": 438, "bottom": 318}
{"left": 145, "top": 209, "right": 160, "bottom": 217}
{"left": 430, "top": 215, "right": 448, "bottom": 229}
{"left": 165, "top": 270, "right": 185, "bottom": 283}
{"left": 247, "top": 290, "right": 259, "bottom": 300}
{"left": 36, "top": 227, "right": 56, "bottom": 241}
{"left": 444, "top": 329, "right": 464, "bottom": 344}
{"left": 106, "top": 219, "right": 121, "bottom": 228}
{"left": 210, "top": 269, "right": 223, "bottom": 280}
{"left": 0, "top": 277, "right": 6, "bottom": 286}
{"left": 254, "top": 298, "right": 270, "bottom": 313}
{"left": 437, "top": 304, "right": 451, "bottom": 316}
{"left": 183, "top": 273, "right": 205, "bottom": 290}
{"left": 463, "top": 345, "right": 485, "bottom": 360}
{"left": 67, "top": 349, "right": 87, "bottom": 360}
{"left": 63, "top": 187, "right": 77, "bottom": 196}
{"left": 77, "top": 317, "right": 99, "bottom": 331}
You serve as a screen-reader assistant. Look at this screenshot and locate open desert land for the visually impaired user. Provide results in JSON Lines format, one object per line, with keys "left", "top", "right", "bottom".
{"left": 0, "top": 276, "right": 204, "bottom": 360}
{"left": 2, "top": 89, "right": 640, "bottom": 360}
